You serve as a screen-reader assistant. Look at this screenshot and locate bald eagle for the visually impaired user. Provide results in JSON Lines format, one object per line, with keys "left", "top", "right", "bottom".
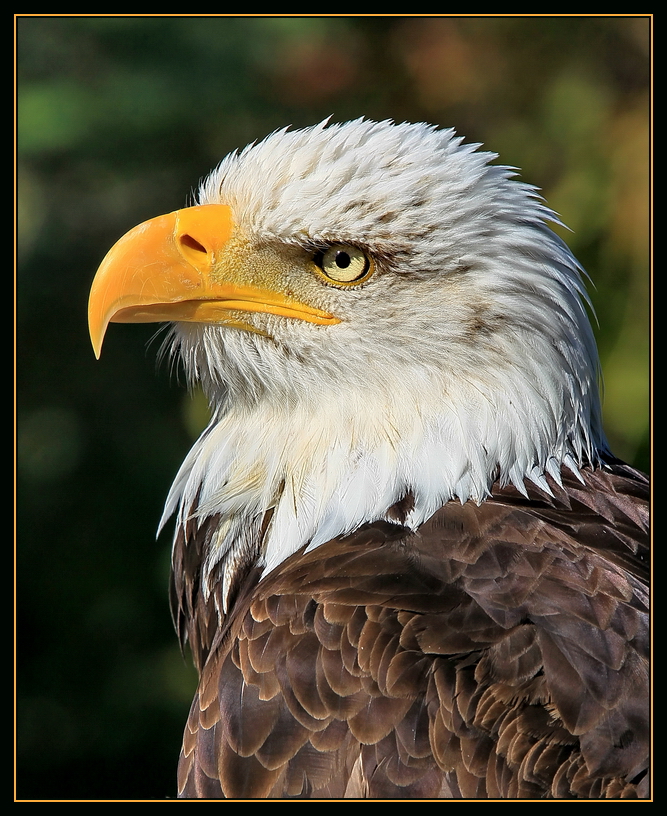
{"left": 88, "top": 120, "right": 649, "bottom": 799}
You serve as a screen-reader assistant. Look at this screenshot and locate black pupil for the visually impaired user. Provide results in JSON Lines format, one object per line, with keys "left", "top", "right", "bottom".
{"left": 335, "top": 251, "right": 351, "bottom": 269}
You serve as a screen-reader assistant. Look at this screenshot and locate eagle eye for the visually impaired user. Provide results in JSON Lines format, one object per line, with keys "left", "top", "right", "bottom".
{"left": 316, "top": 244, "right": 371, "bottom": 284}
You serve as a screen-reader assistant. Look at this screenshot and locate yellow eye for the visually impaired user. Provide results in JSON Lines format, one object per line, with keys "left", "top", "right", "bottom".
{"left": 318, "top": 245, "right": 371, "bottom": 283}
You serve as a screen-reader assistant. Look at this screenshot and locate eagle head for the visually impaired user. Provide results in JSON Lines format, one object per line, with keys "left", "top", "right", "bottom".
{"left": 88, "top": 119, "right": 605, "bottom": 602}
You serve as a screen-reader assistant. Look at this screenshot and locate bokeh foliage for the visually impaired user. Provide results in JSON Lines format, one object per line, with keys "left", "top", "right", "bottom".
{"left": 16, "top": 16, "right": 650, "bottom": 800}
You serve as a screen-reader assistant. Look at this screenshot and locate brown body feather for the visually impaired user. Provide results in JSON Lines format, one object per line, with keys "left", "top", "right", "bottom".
{"left": 173, "top": 460, "right": 649, "bottom": 799}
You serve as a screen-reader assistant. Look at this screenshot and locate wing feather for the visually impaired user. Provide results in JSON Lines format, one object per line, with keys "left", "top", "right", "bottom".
{"left": 175, "top": 462, "right": 649, "bottom": 798}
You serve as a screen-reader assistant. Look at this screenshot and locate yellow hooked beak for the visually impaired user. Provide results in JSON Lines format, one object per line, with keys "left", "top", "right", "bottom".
{"left": 88, "top": 204, "right": 339, "bottom": 358}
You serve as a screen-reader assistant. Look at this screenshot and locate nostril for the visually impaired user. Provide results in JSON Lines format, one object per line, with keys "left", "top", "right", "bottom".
{"left": 178, "top": 233, "right": 212, "bottom": 269}
{"left": 180, "top": 234, "right": 207, "bottom": 254}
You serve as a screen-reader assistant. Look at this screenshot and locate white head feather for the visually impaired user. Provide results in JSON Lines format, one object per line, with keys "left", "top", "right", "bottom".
{"left": 161, "top": 119, "right": 606, "bottom": 603}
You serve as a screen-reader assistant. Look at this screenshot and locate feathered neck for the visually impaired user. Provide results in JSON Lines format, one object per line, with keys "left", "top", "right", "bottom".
{"left": 162, "top": 352, "right": 602, "bottom": 609}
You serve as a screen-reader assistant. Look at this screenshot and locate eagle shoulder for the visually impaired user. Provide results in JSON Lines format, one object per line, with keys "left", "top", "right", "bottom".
{"left": 175, "top": 462, "right": 649, "bottom": 799}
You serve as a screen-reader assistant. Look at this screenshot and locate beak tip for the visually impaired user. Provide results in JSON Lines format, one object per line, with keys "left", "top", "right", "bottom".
{"left": 89, "top": 321, "right": 105, "bottom": 360}
{"left": 88, "top": 291, "right": 108, "bottom": 359}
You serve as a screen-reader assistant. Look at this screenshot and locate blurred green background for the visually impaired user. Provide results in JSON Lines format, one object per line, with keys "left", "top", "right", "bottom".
{"left": 16, "top": 16, "right": 650, "bottom": 800}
